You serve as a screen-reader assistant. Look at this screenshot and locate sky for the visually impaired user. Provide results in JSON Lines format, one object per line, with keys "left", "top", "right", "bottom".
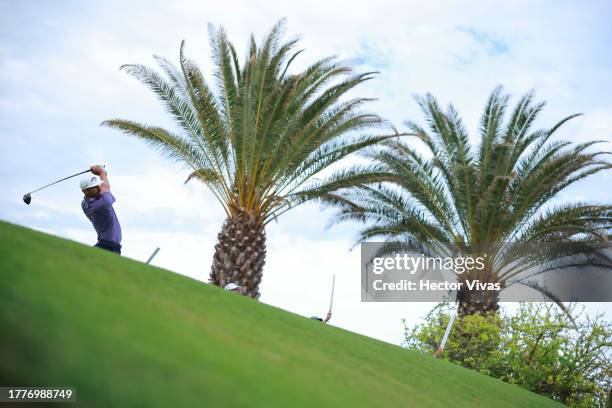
{"left": 1, "top": 0, "right": 611, "bottom": 345}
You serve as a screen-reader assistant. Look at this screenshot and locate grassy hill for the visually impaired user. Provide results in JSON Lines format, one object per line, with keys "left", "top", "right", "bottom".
{"left": 0, "top": 220, "right": 562, "bottom": 407}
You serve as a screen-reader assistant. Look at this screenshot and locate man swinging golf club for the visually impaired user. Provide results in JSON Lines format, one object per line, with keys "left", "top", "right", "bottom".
{"left": 81, "top": 165, "right": 122, "bottom": 254}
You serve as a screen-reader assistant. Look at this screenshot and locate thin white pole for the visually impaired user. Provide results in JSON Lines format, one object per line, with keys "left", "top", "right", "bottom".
{"left": 434, "top": 313, "right": 457, "bottom": 357}
{"left": 328, "top": 274, "right": 336, "bottom": 313}
{"left": 146, "top": 247, "right": 160, "bottom": 264}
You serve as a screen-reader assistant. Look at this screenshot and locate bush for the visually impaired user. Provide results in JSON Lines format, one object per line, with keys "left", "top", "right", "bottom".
{"left": 403, "top": 303, "right": 612, "bottom": 407}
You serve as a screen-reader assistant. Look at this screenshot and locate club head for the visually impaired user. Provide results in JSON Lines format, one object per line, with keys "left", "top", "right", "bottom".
{"left": 23, "top": 193, "right": 31, "bottom": 205}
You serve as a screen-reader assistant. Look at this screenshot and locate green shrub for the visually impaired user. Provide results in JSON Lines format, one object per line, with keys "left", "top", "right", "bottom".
{"left": 403, "top": 303, "right": 612, "bottom": 407}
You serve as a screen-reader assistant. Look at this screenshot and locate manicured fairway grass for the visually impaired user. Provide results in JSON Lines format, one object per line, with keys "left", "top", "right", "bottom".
{"left": 0, "top": 220, "right": 562, "bottom": 407}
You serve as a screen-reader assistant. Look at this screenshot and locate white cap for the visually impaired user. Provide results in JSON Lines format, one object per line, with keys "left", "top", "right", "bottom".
{"left": 224, "top": 283, "right": 240, "bottom": 291}
{"left": 80, "top": 175, "right": 103, "bottom": 190}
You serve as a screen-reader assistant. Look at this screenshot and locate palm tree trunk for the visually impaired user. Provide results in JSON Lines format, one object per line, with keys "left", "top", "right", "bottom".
{"left": 209, "top": 209, "right": 266, "bottom": 298}
{"left": 456, "top": 287, "right": 500, "bottom": 317}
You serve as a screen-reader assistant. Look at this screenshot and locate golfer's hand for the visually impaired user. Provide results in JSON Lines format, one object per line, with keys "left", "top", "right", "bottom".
{"left": 91, "top": 165, "right": 110, "bottom": 192}
{"left": 90, "top": 165, "right": 106, "bottom": 176}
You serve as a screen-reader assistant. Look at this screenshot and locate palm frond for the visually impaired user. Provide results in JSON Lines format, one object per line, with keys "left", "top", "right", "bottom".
{"left": 104, "top": 20, "right": 389, "bottom": 220}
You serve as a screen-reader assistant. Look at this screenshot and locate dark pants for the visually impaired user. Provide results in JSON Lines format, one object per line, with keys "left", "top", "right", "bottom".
{"left": 95, "top": 240, "right": 122, "bottom": 255}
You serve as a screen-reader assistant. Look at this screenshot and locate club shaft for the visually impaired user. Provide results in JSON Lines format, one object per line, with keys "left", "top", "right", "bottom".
{"left": 28, "top": 169, "right": 91, "bottom": 194}
{"left": 439, "top": 313, "right": 456, "bottom": 350}
{"left": 328, "top": 274, "right": 336, "bottom": 312}
{"left": 146, "top": 247, "right": 161, "bottom": 264}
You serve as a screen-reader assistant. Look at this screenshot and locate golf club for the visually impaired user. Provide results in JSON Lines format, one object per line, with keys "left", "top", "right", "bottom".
{"left": 434, "top": 312, "right": 457, "bottom": 358}
{"left": 23, "top": 166, "right": 104, "bottom": 205}
{"left": 328, "top": 274, "right": 336, "bottom": 315}
{"left": 146, "top": 247, "right": 161, "bottom": 264}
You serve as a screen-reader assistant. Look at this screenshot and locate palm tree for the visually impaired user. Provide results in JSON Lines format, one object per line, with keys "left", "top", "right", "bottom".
{"left": 321, "top": 87, "right": 611, "bottom": 315}
{"left": 102, "top": 21, "right": 395, "bottom": 298}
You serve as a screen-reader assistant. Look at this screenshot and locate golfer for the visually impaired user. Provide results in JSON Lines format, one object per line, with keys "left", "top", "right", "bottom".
{"left": 81, "top": 165, "right": 122, "bottom": 254}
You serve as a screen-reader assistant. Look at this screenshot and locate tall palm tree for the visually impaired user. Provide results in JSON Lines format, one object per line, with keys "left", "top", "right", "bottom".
{"left": 320, "top": 87, "right": 611, "bottom": 315}
{"left": 102, "top": 21, "right": 394, "bottom": 298}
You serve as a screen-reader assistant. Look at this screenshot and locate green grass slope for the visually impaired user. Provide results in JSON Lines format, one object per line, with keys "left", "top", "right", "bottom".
{"left": 0, "top": 221, "right": 562, "bottom": 407}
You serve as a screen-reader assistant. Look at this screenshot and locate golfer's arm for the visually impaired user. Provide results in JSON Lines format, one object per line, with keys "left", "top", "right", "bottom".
{"left": 99, "top": 169, "right": 111, "bottom": 193}
{"left": 92, "top": 165, "right": 111, "bottom": 192}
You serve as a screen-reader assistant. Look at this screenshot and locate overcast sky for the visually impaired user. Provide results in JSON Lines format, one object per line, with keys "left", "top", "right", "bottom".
{"left": 1, "top": 0, "right": 611, "bottom": 345}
